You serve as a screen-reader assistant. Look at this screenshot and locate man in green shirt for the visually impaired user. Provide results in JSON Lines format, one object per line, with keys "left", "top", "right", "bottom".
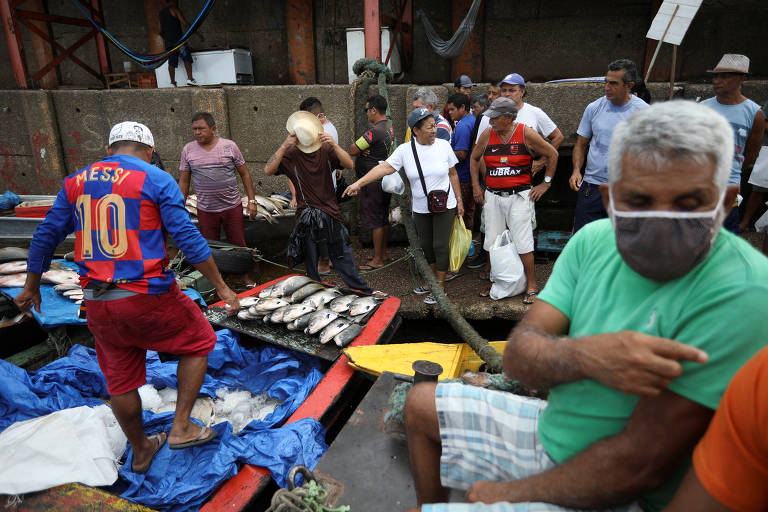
{"left": 404, "top": 101, "right": 768, "bottom": 512}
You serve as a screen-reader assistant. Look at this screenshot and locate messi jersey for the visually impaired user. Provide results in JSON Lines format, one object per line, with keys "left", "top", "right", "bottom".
{"left": 28, "top": 154, "right": 211, "bottom": 294}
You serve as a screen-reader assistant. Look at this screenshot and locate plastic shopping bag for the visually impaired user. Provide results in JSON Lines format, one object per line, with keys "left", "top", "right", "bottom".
{"left": 448, "top": 216, "right": 472, "bottom": 272}
{"left": 382, "top": 171, "right": 406, "bottom": 195}
{"left": 748, "top": 146, "right": 768, "bottom": 188}
{"left": 489, "top": 230, "right": 526, "bottom": 300}
{"left": 756, "top": 205, "right": 768, "bottom": 233}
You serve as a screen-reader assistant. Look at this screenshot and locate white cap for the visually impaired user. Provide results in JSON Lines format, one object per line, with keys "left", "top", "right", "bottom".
{"left": 108, "top": 121, "right": 154, "bottom": 147}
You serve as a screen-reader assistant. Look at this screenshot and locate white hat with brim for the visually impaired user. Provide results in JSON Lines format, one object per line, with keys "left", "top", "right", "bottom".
{"left": 108, "top": 121, "right": 154, "bottom": 147}
{"left": 286, "top": 111, "right": 324, "bottom": 154}
{"left": 707, "top": 53, "right": 750, "bottom": 74}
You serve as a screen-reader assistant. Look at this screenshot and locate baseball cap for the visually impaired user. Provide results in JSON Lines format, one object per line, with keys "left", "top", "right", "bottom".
{"left": 407, "top": 108, "right": 436, "bottom": 129}
{"left": 454, "top": 74, "right": 474, "bottom": 88}
{"left": 500, "top": 73, "right": 525, "bottom": 86}
{"left": 108, "top": 121, "right": 154, "bottom": 147}
{"left": 483, "top": 97, "right": 518, "bottom": 118}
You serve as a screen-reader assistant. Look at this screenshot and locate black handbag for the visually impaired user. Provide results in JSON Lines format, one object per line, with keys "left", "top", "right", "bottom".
{"left": 335, "top": 171, "right": 351, "bottom": 204}
{"left": 411, "top": 138, "right": 450, "bottom": 213}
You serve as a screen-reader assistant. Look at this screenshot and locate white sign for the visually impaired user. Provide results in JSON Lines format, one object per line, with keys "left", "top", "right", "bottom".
{"left": 646, "top": 0, "right": 703, "bottom": 46}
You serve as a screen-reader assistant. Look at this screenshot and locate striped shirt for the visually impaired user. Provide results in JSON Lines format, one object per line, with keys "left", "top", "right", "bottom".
{"left": 28, "top": 154, "right": 211, "bottom": 294}
{"left": 180, "top": 137, "right": 245, "bottom": 212}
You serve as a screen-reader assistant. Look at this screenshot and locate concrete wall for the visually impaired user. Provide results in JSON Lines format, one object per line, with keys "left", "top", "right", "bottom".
{"left": 2, "top": 81, "right": 768, "bottom": 196}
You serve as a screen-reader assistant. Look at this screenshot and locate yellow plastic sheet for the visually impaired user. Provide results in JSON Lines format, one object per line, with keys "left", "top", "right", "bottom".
{"left": 449, "top": 216, "right": 472, "bottom": 273}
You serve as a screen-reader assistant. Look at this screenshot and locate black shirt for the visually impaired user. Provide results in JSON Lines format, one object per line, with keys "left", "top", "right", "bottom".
{"left": 353, "top": 119, "right": 393, "bottom": 178}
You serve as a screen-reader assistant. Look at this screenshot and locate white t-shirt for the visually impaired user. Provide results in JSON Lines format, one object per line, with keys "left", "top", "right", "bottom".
{"left": 386, "top": 139, "right": 459, "bottom": 214}
{"left": 323, "top": 120, "right": 339, "bottom": 143}
{"left": 474, "top": 102, "right": 557, "bottom": 143}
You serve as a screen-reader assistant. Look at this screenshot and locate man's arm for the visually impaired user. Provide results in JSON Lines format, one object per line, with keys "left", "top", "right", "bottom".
{"left": 744, "top": 108, "right": 765, "bottom": 170}
{"left": 179, "top": 170, "right": 191, "bottom": 199}
{"left": 662, "top": 469, "right": 731, "bottom": 512}
{"left": 470, "top": 128, "right": 491, "bottom": 206}
{"left": 235, "top": 164, "right": 257, "bottom": 219}
{"left": 320, "top": 132, "right": 353, "bottom": 169}
{"left": 466, "top": 390, "right": 714, "bottom": 509}
{"left": 170, "top": 6, "right": 203, "bottom": 41}
{"left": 264, "top": 134, "right": 297, "bottom": 176}
{"left": 547, "top": 127, "right": 564, "bottom": 150}
{"left": 525, "top": 128, "right": 558, "bottom": 202}
{"left": 504, "top": 301, "right": 708, "bottom": 396}
{"left": 569, "top": 135, "right": 590, "bottom": 191}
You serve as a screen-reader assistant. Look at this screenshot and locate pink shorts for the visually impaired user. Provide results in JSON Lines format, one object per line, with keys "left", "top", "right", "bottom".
{"left": 87, "top": 284, "right": 216, "bottom": 395}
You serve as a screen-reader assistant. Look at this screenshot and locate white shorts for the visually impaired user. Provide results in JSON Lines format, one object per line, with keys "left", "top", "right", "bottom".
{"left": 483, "top": 189, "right": 534, "bottom": 254}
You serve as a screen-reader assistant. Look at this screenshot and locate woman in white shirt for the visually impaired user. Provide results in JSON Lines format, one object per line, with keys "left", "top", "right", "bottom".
{"left": 344, "top": 108, "right": 464, "bottom": 304}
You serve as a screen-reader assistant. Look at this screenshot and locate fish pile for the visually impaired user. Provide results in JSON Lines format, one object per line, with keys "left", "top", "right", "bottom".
{"left": 185, "top": 194, "right": 293, "bottom": 224}
{"left": 233, "top": 275, "right": 384, "bottom": 348}
{"left": 53, "top": 282, "right": 84, "bottom": 305}
{"left": 0, "top": 261, "right": 80, "bottom": 289}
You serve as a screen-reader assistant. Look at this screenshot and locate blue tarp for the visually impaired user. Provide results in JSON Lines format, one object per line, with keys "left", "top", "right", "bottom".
{"left": 0, "top": 260, "right": 206, "bottom": 329}
{"left": 0, "top": 329, "right": 328, "bottom": 511}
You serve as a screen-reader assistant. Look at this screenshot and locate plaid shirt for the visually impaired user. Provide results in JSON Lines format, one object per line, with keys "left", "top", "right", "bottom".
{"left": 28, "top": 154, "right": 211, "bottom": 294}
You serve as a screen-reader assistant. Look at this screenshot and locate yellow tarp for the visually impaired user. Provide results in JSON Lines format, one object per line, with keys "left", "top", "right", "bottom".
{"left": 344, "top": 341, "right": 507, "bottom": 380}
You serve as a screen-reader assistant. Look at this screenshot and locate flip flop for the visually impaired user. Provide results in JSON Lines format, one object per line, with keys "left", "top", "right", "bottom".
{"left": 169, "top": 425, "right": 217, "bottom": 450}
{"left": 359, "top": 263, "right": 385, "bottom": 271}
{"left": 478, "top": 270, "right": 490, "bottom": 281}
{"left": 479, "top": 287, "right": 491, "bottom": 298}
{"left": 522, "top": 291, "right": 539, "bottom": 305}
{"left": 132, "top": 432, "right": 166, "bottom": 474}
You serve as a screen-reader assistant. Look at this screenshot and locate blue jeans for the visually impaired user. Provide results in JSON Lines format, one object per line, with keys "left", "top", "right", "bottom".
{"left": 573, "top": 181, "right": 607, "bottom": 233}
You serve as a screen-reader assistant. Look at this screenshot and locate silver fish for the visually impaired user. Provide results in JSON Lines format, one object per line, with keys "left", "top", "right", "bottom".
{"left": 269, "top": 305, "right": 291, "bottom": 323}
{"left": 262, "top": 311, "right": 273, "bottom": 323}
{"left": 40, "top": 270, "right": 79, "bottom": 285}
{"left": 282, "top": 304, "right": 315, "bottom": 322}
{"left": 63, "top": 289, "right": 84, "bottom": 298}
{"left": 292, "top": 311, "right": 313, "bottom": 331}
{"left": 238, "top": 296, "right": 261, "bottom": 308}
{"left": 334, "top": 323, "right": 364, "bottom": 347}
{"left": 54, "top": 283, "right": 81, "bottom": 292}
{"left": 0, "top": 273, "right": 27, "bottom": 288}
{"left": 249, "top": 298, "right": 289, "bottom": 314}
{"left": 305, "top": 309, "right": 338, "bottom": 335}
{"left": 237, "top": 309, "right": 261, "bottom": 321}
{"left": 319, "top": 318, "right": 350, "bottom": 344}
{"left": 301, "top": 288, "right": 341, "bottom": 309}
{"left": 0, "top": 261, "right": 27, "bottom": 274}
{"left": 258, "top": 283, "right": 281, "bottom": 298}
{"left": 349, "top": 296, "right": 379, "bottom": 316}
{"left": 329, "top": 294, "right": 358, "bottom": 313}
{"left": 289, "top": 283, "right": 326, "bottom": 303}
{"left": 274, "top": 275, "right": 313, "bottom": 297}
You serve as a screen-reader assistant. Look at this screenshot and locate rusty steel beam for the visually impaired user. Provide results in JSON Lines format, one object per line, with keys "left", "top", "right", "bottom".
{"left": 364, "top": 0, "right": 380, "bottom": 61}
{"left": 14, "top": 9, "right": 92, "bottom": 26}
{"left": 285, "top": 0, "right": 316, "bottom": 84}
{"left": 89, "top": 0, "right": 109, "bottom": 76}
{"left": 0, "top": 0, "right": 28, "bottom": 87}
{"left": 450, "top": 0, "right": 483, "bottom": 82}
{"left": 143, "top": 0, "right": 165, "bottom": 54}
{"left": 26, "top": 0, "right": 57, "bottom": 88}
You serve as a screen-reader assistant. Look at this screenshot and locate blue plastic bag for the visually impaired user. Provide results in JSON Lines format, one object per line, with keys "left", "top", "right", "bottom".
{"left": 0, "top": 190, "right": 21, "bottom": 210}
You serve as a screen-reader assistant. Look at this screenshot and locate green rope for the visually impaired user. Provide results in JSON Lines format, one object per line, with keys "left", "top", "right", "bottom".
{"left": 267, "top": 480, "right": 350, "bottom": 512}
{"left": 253, "top": 251, "right": 412, "bottom": 275}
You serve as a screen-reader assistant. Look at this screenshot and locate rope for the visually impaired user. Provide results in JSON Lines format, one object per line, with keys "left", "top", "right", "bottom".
{"left": 416, "top": 0, "right": 483, "bottom": 58}
{"left": 254, "top": 251, "right": 412, "bottom": 275}
{"left": 267, "top": 467, "right": 350, "bottom": 512}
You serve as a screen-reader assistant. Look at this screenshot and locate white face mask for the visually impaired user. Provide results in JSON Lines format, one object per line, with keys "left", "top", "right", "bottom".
{"left": 608, "top": 194, "right": 726, "bottom": 281}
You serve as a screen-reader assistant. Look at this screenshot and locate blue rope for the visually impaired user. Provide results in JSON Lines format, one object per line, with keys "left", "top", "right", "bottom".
{"left": 69, "top": 0, "right": 216, "bottom": 69}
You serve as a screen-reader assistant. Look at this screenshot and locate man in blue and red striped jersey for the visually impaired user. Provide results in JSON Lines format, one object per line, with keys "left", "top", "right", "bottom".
{"left": 14, "top": 121, "right": 240, "bottom": 474}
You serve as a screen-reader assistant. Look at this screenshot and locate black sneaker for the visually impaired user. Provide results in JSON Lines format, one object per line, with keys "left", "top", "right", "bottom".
{"left": 466, "top": 252, "right": 486, "bottom": 269}
{"left": 444, "top": 271, "right": 460, "bottom": 282}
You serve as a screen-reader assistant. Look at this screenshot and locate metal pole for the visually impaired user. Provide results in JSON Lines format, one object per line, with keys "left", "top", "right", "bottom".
{"left": 364, "top": 0, "right": 380, "bottom": 61}
{"left": 0, "top": 0, "right": 27, "bottom": 88}
{"left": 90, "top": 0, "right": 109, "bottom": 77}
{"left": 669, "top": 44, "right": 677, "bottom": 100}
{"left": 644, "top": 4, "right": 678, "bottom": 84}
{"left": 285, "top": 0, "right": 316, "bottom": 84}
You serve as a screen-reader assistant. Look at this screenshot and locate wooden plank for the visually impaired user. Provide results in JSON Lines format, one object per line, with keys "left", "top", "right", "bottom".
{"left": 14, "top": 482, "right": 155, "bottom": 512}
{"left": 4, "top": 341, "right": 55, "bottom": 370}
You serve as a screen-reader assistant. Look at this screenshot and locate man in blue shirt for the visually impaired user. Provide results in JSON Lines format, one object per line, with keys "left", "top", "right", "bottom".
{"left": 570, "top": 59, "right": 649, "bottom": 232}
{"left": 446, "top": 93, "right": 477, "bottom": 231}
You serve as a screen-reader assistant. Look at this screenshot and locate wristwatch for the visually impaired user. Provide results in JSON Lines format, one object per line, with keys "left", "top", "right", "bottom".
{"left": 544, "top": 176, "right": 553, "bottom": 184}
{"left": 248, "top": 199, "right": 258, "bottom": 205}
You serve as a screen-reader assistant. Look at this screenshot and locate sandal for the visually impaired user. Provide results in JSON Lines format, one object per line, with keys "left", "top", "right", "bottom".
{"left": 479, "top": 270, "right": 490, "bottom": 281}
{"left": 479, "top": 287, "right": 491, "bottom": 298}
{"left": 413, "top": 285, "right": 430, "bottom": 295}
{"left": 132, "top": 432, "right": 166, "bottom": 474}
{"left": 522, "top": 291, "right": 539, "bottom": 305}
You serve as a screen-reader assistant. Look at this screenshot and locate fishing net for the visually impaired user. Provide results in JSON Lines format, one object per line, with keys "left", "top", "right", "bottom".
{"left": 416, "top": 0, "right": 483, "bottom": 58}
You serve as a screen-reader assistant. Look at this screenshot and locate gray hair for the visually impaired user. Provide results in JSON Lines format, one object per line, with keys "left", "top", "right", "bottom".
{"left": 413, "top": 88, "right": 439, "bottom": 108}
{"left": 608, "top": 100, "right": 734, "bottom": 193}
{"left": 607, "top": 59, "right": 639, "bottom": 86}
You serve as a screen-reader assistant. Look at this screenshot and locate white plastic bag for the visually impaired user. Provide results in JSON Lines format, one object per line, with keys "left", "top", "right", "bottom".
{"left": 489, "top": 230, "right": 526, "bottom": 300}
{"left": 382, "top": 171, "right": 405, "bottom": 195}
{"left": 755, "top": 205, "right": 768, "bottom": 233}
{"left": 748, "top": 146, "right": 768, "bottom": 188}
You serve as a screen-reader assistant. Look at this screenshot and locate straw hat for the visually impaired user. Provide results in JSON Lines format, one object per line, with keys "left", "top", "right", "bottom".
{"left": 707, "top": 54, "right": 750, "bottom": 74}
{"left": 286, "top": 111, "right": 323, "bottom": 153}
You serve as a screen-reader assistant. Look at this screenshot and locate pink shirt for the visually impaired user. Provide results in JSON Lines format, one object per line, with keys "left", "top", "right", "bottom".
{"left": 180, "top": 137, "right": 245, "bottom": 212}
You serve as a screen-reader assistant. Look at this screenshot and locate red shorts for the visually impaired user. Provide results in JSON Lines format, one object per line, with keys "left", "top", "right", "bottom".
{"left": 87, "top": 284, "right": 216, "bottom": 395}
{"left": 197, "top": 204, "right": 247, "bottom": 246}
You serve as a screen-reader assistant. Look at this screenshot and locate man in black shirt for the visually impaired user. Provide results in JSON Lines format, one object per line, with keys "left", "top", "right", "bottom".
{"left": 349, "top": 95, "right": 394, "bottom": 270}
{"left": 159, "top": 0, "right": 204, "bottom": 87}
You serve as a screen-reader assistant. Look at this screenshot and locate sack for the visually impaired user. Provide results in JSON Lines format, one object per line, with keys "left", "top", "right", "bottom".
{"left": 748, "top": 146, "right": 768, "bottom": 188}
{"left": 489, "top": 230, "right": 526, "bottom": 300}
{"left": 448, "top": 216, "right": 472, "bottom": 272}
{"left": 335, "top": 173, "right": 351, "bottom": 203}
{"left": 382, "top": 172, "right": 405, "bottom": 195}
{"left": 427, "top": 189, "right": 449, "bottom": 213}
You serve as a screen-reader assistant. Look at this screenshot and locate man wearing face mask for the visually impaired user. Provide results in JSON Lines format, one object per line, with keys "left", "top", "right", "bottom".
{"left": 404, "top": 101, "right": 768, "bottom": 512}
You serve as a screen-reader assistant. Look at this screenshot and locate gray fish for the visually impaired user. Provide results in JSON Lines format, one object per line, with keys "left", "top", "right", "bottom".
{"left": 274, "top": 275, "right": 314, "bottom": 297}
{"left": 305, "top": 309, "right": 338, "bottom": 335}
{"left": 329, "top": 294, "right": 358, "bottom": 313}
{"left": 269, "top": 305, "right": 291, "bottom": 323}
{"left": 301, "top": 288, "right": 341, "bottom": 309}
{"left": 319, "top": 318, "right": 350, "bottom": 344}
{"left": 238, "top": 296, "right": 261, "bottom": 308}
{"left": 249, "top": 298, "right": 289, "bottom": 314}
{"left": 282, "top": 304, "right": 315, "bottom": 322}
{"left": 237, "top": 309, "right": 261, "bottom": 321}
{"left": 54, "top": 283, "right": 81, "bottom": 292}
{"left": 289, "top": 283, "right": 325, "bottom": 303}
{"left": 258, "top": 283, "right": 279, "bottom": 298}
{"left": 292, "top": 311, "right": 313, "bottom": 331}
{"left": 349, "top": 296, "right": 379, "bottom": 316}
{"left": 262, "top": 311, "right": 273, "bottom": 323}
{"left": 334, "top": 323, "right": 364, "bottom": 347}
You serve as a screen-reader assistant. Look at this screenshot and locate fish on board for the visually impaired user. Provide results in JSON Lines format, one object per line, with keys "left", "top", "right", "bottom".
{"left": 318, "top": 318, "right": 350, "bottom": 345}
{"left": 273, "top": 275, "right": 313, "bottom": 298}
{"left": 0, "top": 247, "right": 29, "bottom": 263}
{"left": 305, "top": 309, "right": 338, "bottom": 335}
{"left": 289, "top": 283, "right": 326, "bottom": 303}
{"left": 334, "top": 323, "right": 364, "bottom": 347}
{"left": 291, "top": 311, "right": 313, "bottom": 331}
{"left": 329, "top": 294, "right": 358, "bottom": 313}
{"left": 269, "top": 305, "right": 291, "bottom": 323}
{"left": 40, "top": 270, "right": 80, "bottom": 286}
{"left": 63, "top": 289, "right": 84, "bottom": 298}
{"left": 269, "top": 194, "right": 291, "bottom": 208}
{"left": 0, "top": 273, "right": 27, "bottom": 288}
{"left": 54, "top": 283, "right": 82, "bottom": 292}
{"left": 251, "top": 195, "right": 285, "bottom": 215}
{"left": 301, "top": 288, "right": 341, "bottom": 309}
{"left": 0, "top": 261, "right": 27, "bottom": 274}
{"left": 238, "top": 296, "right": 261, "bottom": 309}
{"left": 282, "top": 304, "right": 315, "bottom": 323}
{"left": 258, "top": 283, "right": 281, "bottom": 298}
{"left": 237, "top": 309, "right": 262, "bottom": 321}
{"left": 249, "top": 298, "right": 289, "bottom": 314}
{"left": 348, "top": 296, "right": 380, "bottom": 317}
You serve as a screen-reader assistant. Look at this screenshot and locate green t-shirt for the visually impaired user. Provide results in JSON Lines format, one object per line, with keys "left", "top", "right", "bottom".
{"left": 537, "top": 219, "right": 768, "bottom": 511}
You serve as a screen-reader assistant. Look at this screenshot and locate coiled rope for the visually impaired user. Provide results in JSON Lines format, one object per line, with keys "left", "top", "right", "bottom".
{"left": 266, "top": 466, "right": 350, "bottom": 512}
